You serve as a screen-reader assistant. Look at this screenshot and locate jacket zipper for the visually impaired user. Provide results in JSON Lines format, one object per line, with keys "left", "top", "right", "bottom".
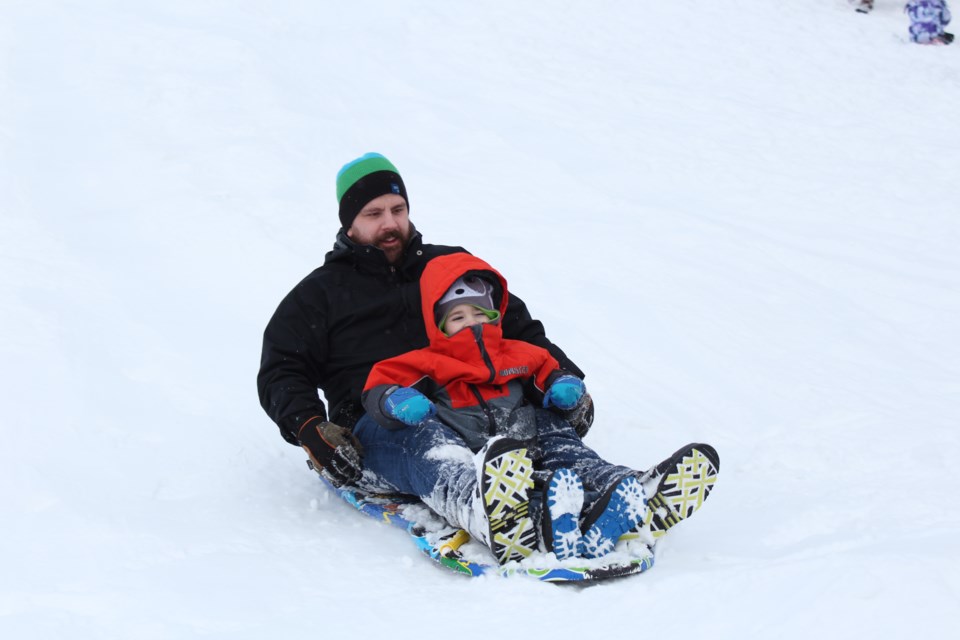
{"left": 469, "top": 385, "right": 499, "bottom": 437}
{"left": 472, "top": 324, "right": 496, "bottom": 383}
{"left": 470, "top": 325, "right": 498, "bottom": 436}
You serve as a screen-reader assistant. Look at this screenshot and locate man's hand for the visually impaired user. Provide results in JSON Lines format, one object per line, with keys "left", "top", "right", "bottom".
{"left": 382, "top": 387, "right": 437, "bottom": 426}
{"left": 298, "top": 418, "right": 364, "bottom": 487}
{"left": 543, "top": 375, "right": 586, "bottom": 410}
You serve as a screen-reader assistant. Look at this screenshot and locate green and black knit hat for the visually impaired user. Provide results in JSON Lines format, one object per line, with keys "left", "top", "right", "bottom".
{"left": 335, "top": 152, "right": 408, "bottom": 229}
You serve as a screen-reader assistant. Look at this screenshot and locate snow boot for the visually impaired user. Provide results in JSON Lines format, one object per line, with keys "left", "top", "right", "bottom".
{"left": 628, "top": 443, "right": 720, "bottom": 546}
{"left": 580, "top": 475, "right": 647, "bottom": 559}
{"left": 855, "top": 0, "right": 873, "bottom": 13}
{"left": 467, "top": 437, "right": 537, "bottom": 564}
{"left": 542, "top": 468, "right": 585, "bottom": 560}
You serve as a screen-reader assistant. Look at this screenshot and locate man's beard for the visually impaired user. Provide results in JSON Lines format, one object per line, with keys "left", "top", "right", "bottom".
{"left": 376, "top": 229, "right": 406, "bottom": 246}
{"left": 377, "top": 228, "right": 410, "bottom": 263}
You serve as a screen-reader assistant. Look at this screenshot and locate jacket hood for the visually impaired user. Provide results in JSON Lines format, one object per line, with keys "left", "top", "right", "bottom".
{"left": 419, "top": 253, "right": 508, "bottom": 343}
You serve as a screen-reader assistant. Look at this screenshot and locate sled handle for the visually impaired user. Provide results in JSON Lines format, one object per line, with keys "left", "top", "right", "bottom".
{"left": 438, "top": 530, "right": 471, "bottom": 557}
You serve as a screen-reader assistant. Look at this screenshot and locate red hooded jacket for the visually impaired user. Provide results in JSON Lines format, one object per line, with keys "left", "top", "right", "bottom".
{"left": 361, "top": 253, "right": 569, "bottom": 450}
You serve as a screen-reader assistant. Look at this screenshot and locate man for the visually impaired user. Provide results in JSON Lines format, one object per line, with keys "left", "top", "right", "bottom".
{"left": 257, "top": 153, "right": 591, "bottom": 487}
{"left": 257, "top": 153, "right": 717, "bottom": 565}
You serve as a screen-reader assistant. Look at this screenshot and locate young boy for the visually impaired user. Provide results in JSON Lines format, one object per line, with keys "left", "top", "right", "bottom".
{"left": 359, "top": 253, "right": 719, "bottom": 565}
{"left": 906, "top": 0, "right": 953, "bottom": 44}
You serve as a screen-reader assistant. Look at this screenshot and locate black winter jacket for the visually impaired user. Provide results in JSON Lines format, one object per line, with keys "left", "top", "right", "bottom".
{"left": 257, "top": 227, "right": 584, "bottom": 445}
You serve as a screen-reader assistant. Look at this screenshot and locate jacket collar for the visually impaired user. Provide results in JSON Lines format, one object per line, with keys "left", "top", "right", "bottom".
{"left": 431, "top": 320, "right": 504, "bottom": 357}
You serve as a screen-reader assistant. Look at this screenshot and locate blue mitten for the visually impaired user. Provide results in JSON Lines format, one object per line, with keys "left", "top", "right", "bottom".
{"left": 382, "top": 387, "right": 437, "bottom": 426}
{"left": 543, "top": 375, "right": 586, "bottom": 410}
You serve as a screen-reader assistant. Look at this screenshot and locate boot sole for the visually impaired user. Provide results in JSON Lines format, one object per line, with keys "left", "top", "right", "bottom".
{"left": 481, "top": 439, "right": 537, "bottom": 564}
{"left": 639, "top": 443, "right": 719, "bottom": 543}
{"left": 543, "top": 468, "right": 585, "bottom": 560}
{"left": 581, "top": 475, "right": 647, "bottom": 558}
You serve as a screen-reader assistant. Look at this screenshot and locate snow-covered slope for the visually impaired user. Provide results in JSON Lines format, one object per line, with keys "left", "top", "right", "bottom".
{"left": 2, "top": 1, "right": 958, "bottom": 638}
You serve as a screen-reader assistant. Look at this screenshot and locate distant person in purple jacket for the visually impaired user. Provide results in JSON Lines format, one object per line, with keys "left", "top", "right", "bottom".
{"left": 906, "top": 0, "right": 953, "bottom": 44}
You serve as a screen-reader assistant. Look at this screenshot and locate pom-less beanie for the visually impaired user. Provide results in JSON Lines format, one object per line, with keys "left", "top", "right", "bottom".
{"left": 336, "top": 153, "right": 408, "bottom": 229}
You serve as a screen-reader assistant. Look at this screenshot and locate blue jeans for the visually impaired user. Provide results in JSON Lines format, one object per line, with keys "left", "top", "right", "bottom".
{"left": 353, "top": 412, "right": 479, "bottom": 529}
{"left": 353, "top": 411, "right": 476, "bottom": 497}
{"left": 352, "top": 407, "right": 636, "bottom": 524}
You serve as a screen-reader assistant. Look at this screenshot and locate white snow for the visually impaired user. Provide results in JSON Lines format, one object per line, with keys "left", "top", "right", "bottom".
{"left": 424, "top": 444, "right": 475, "bottom": 466}
{"left": 2, "top": 0, "right": 959, "bottom": 638}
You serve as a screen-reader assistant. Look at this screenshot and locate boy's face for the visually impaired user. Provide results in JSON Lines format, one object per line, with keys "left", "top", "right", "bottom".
{"left": 443, "top": 303, "right": 493, "bottom": 336}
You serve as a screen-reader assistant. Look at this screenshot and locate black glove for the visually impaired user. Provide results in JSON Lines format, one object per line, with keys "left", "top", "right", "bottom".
{"left": 555, "top": 390, "right": 594, "bottom": 439}
{"left": 298, "top": 418, "right": 364, "bottom": 487}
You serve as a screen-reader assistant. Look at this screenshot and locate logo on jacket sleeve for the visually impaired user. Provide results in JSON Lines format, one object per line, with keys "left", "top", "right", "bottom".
{"left": 499, "top": 366, "right": 529, "bottom": 377}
